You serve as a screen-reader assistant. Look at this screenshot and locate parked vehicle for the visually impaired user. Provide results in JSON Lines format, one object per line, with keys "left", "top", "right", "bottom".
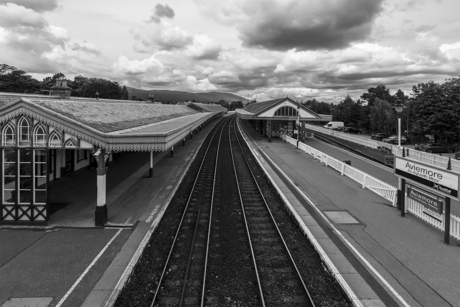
{"left": 382, "top": 135, "right": 408, "bottom": 145}
{"left": 414, "top": 143, "right": 455, "bottom": 153}
{"left": 334, "top": 126, "right": 345, "bottom": 132}
{"left": 455, "top": 151, "right": 460, "bottom": 160}
{"left": 343, "top": 127, "right": 362, "bottom": 134}
{"left": 371, "top": 133, "right": 390, "bottom": 141}
{"left": 323, "top": 121, "right": 344, "bottom": 129}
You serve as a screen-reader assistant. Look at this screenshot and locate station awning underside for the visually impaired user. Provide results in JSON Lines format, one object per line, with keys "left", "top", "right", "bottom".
{"left": 236, "top": 97, "right": 332, "bottom": 122}
{"left": 0, "top": 98, "right": 223, "bottom": 152}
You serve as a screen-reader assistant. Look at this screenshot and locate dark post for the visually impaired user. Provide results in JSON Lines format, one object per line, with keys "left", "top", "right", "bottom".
{"left": 171, "top": 146, "right": 174, "bottom": 157}
{"left": 400, "top": 179, "right": 406, "bottom": 217}
{"left": 444, "top": 197, "right": 451, "bottom": 244}
{"left": 183, "top": 138, "right": 185, "bottom": 146}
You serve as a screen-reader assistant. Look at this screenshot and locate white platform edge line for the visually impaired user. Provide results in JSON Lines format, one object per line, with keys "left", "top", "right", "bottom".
{"left": 240, "top": 121, "right": 410, "bottom": 307}
{"left": 101, "top": 120, "right": 219, "bottom": 307}
{"left": 56, "top": 228, "right": 123, "bottom": 307}
{"left": 236, "top": 120, "right": 365, "bottom": 307}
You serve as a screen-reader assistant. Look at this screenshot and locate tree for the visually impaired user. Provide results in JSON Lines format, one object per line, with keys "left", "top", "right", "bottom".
{"left": 331, "top": 95, "right": 361, "bottom": 127}
{"left": 360, "top": 85, "right": 393, "bottom": 106}
{"left": 368, "top": 98, "right": 397, "bottom": 134}
{"left": 121, "top": 85, "right": 129, "bottom": 100}
{"left": 0, "top": 68, "right": 40, "bottom": 93}
{"left": 0, "top": 64, "right": 17, "bottom": 75}
{"left": 411, "top": 78, "right": 460, "bottom": 143}
{"left": 360, "top": 85, "right": 394, "bottom": 131}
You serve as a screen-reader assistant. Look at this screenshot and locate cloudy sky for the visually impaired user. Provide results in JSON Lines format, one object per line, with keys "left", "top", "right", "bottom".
{"left": 1, "top": 0, "right": 459, "bottom": 102}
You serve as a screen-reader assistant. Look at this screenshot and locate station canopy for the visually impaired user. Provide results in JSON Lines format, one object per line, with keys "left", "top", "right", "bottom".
{"left": 0, "top": 98, "right": 225, "bottom": 152}
{"left": 235, "top": 97, "right": 332, "bottom": 122}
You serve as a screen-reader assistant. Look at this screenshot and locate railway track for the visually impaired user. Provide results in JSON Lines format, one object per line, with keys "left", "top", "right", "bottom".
{"left": 230, "top": 120, "right": 316, "bottom": 307}
{"left": 150, "top": 117, "right": 230, "bottom": 306}
{"left": 115, "top": 115, "right": 350, "bottom": 307}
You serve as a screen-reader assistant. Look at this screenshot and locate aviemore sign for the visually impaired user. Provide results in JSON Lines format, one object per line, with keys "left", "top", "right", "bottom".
{"left": 394, "top": 157, "right": 459, "bottom": 200}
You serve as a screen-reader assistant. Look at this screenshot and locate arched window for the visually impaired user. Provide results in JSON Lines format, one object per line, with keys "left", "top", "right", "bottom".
{"left": 17, "top": 117, "right": 31, "bottom": 147}
{"left": 274, "top": 106, "right": 298, "bottom": 117}
{"left": 33, "top": 124, "right": 46, "bottom": 147}
{"left": 2, "top": 123, "right": 15, "bottom": 146}
{"left": 65, "top": 137, "right": 77, "bottom": 148}
{"left": 48, "top": 131, "right": 62, "bottom": 147}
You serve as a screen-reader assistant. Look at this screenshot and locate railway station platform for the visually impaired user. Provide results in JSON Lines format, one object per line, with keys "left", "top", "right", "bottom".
{"left": 238, "top": 119, "right": 459, "bottom": 307}
{"left": 0, "top": 117, "right": 221, "bottom": 307}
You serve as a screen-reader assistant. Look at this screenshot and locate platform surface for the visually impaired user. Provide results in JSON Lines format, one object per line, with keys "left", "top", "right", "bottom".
{"left": 240, "top": 119, "right": 459, "bottom": 307}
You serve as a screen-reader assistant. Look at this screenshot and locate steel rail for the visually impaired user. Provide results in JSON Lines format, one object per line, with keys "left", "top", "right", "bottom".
{"left": 150, "top": 117, "right": 230, "bottom": 307}
{"left": 228, "top": 117, "right": 266, "bottom": 307}
{"left": 199, "top": 116, "right": 229, "bottom": 307}
{"left": 232, "top": 120, "right": 316, "bottom": 307}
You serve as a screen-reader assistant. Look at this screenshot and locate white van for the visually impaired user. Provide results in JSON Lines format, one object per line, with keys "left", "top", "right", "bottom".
{"left": 323, "top": 121, "right": 344, "bottom": 129}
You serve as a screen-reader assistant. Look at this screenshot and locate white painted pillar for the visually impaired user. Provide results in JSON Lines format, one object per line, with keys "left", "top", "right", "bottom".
{"left": 149, "top": 150, "right": 153, "bottom": 178}
{"left": 95, "top": 148, "right": 107, "bottom": 227}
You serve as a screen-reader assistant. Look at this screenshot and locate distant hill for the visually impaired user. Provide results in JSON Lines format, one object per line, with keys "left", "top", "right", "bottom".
{"left": 126, "top": 88, "right": 249, "bottom": 104}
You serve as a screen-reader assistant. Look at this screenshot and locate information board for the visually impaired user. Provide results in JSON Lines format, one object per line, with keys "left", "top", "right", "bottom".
{"left": 407, "top": 183, "right": 444, "bottom": 215}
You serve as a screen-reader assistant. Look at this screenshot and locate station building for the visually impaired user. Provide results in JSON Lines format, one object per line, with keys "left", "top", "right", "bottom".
{"left": 0, "top": 90, "right": 225, "bottom": 226}
{"left": 235, "top": 97, "right": 332, "bottom": 141}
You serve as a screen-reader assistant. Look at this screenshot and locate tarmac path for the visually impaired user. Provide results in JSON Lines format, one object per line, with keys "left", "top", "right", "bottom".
{"left": 0, "top": 228, "right": 131, "bottom": 307}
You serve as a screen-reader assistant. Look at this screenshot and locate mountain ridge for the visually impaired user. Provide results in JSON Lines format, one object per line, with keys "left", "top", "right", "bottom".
{"left": 127, "top": 87, "right": 249, "bottom": 103}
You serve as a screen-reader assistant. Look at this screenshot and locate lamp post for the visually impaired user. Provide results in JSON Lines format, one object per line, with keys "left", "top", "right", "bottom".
{"left": 393, "top": 99, "right": 406, "bottom": 214}
{"left": 296, "top": 104, "right": 300, "bottom": 148}
{"left": 392, "top": 100, "right": 406, "bottom": 149}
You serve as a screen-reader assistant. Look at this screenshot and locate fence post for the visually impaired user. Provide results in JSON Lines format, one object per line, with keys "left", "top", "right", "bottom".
{"left": 444, "top": 197, "right": 451, "bottom": 244}
{"left": 362, "top": 174, "right": 367, "bottom": 188}
{"left": 325, "top": 155, "right": 328, "bottom": 167}
{"left": 341, "top": 163, "right": 345, "bottom": 176}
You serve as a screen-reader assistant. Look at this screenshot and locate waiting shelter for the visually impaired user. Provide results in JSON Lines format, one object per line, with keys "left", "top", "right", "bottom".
{"left": 235, "top": 97, "right": 331, "bottom": 141}
{"left": 0, "top": 96, "right": 225, "bottom": 226}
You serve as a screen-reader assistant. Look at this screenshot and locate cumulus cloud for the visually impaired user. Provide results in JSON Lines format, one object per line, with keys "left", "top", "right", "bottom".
{"left": 70, "top": 41, "right": 101, "bottom": 55}
{"left": 130, "top": 22, "right": 221, "bottom": 59}
{"left": 113, "top": 55, "right": 166, "bottom": 75}
{"left": 195, "top": 0, "right": 385, "bottom": 50}
{"left": 0, "top": 3, "right": 47, "bottom": 29}
{"left": 149, "top": 4, "right": 175, "bottom": 23}
{"left": 131, "top": 22, "right": 192, "bottom": 52}
{"left": 184, "top": 34, "right": 222, "bottom": 60}
{"left": 0, "top": 0, "right": 59, "bottom": 12}
{"left": 439, "top": 42, "right": 460, "bottom": 60}
{"left": 0, "top": 3, "right": 68, "bottom": 56}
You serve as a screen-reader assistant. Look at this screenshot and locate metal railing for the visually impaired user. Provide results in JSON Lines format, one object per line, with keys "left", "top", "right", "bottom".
{"left": 282, "top": 132, "right": 460, "bottom": 241}
{"left": 282, "top": 133, "right": 397, "bottom": 205}
{"left": 304, "top": 124, "right": 460, "bottom": 173}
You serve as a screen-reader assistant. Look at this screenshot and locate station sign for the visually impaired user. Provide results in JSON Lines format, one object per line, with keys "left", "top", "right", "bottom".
{"left": 407, "top": 183, "right": 444, "bottom": 215}
{"left": 394, "top": 156, "right": 459, "bottom": 200}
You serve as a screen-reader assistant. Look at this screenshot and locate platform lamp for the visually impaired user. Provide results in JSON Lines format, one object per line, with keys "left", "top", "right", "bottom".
{"left": 393, "top": 99, "right": 406, "bottom": 214}
{"left": 392, "top": 99, "right": 406, "bottom": 150}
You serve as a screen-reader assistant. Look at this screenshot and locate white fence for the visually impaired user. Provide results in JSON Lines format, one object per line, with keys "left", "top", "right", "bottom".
{"left": 282, "top": 133, "right": 397, "bottom": 205}
{"left": 283, "top": 133, "right": 460, "bottom": 241}
{"left": 406, "top": 199, "right": 460, "bottom": 241}
{"left": 304, "top": 124, "right": 460, "bottom": 174}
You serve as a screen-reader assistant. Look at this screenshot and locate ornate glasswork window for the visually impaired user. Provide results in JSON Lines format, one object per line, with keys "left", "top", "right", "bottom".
{"left": 17, "top": 117, "right": 31, "bottom": 147}
{"left": 65, "top": 138, "right": 77, "bottom": 147}
{"left": 33, "top": 124, "right": 46, "bottom": 147}
{"left": 274, "top": 106, "right": 298, "bottom": 117}
{"left": 2, "top": 123, "right": 15, "bottom": 147}
{"left": 48, "top": 131, "right": 62, "bottom": 147}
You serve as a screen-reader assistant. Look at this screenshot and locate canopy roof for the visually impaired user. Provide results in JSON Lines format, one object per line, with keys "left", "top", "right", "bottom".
{"left": 236, "top": 97, "right": 331, "bottom": 121}
{"left": 0, "top": 98, "right": 222, "bottom": 152}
